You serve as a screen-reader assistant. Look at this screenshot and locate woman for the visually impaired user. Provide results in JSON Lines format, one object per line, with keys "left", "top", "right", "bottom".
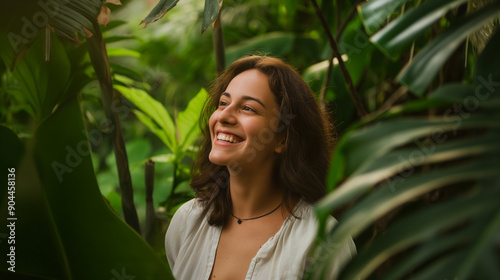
{"left": 165, "top": 56, "right": 356, "bottom": 279}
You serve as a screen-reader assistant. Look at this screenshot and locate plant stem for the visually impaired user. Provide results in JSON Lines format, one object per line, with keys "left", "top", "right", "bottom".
{"left": 212, "top": 11, "right": 226, "bottom": 76}
{"left": 144, "top": 160, "right": 156, "bottom": 243}
{"left": 86, "top": 21, "right": 141, "bottom": 234}
{"left": 167, "top": 161, "right": 179, "bottom": 212}
{"left": 336, "top": 0, "right": 365, "bottom": 42}
{"left": 336, "top": 0, "right": 342, "bottom": 34}
{"left": 310, "top": 0, "right": 368, "bottom": 117}
{"left": 320, "top": 0, "right": 364, "bottom": 109}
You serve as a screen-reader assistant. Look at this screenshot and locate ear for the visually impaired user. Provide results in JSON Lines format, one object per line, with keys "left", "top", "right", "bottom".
{"left": 275, "top": 141, "right": 285, "bottom": 154}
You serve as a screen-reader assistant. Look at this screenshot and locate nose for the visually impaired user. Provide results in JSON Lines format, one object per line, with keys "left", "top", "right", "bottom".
{"left": 217, "top": 105, "right": 237, "bottom": 125}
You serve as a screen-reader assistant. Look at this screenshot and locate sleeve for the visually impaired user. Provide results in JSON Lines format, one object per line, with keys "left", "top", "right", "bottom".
{"left": 165, "top": 199, "right": 194, "bottom": 270}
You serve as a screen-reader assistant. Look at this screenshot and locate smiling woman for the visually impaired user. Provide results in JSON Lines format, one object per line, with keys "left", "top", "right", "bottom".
{"left": 208, "top": 69, "right": 284, "bottom": 171}
{"left": 165, "top": 56, "right": 356, "bottom": 280}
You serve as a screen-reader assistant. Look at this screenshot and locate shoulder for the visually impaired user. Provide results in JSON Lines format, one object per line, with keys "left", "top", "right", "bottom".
{"left": 273, "top": 200, "right": 322, "bottom": 252}
{"left": 167, "top": 198, "right": 206, "bottom": 237}
{"left": 290, "top": 200, "right": 342, "bottom": 233}
{"left": 289, "top": 200, "right": 324, "bottom": 228}
{"left": 171, "top": 198, "right": 203, "bottom": 220}
{"left": 165, "top": 199, "right": 206, "bottom": 268}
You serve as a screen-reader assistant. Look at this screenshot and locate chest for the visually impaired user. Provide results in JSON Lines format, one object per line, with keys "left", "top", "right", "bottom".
{"left": 209, "top": 220, "right": 283, "bottom": 280}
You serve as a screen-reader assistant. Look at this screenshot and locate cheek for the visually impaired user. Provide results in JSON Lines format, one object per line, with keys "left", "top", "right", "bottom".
{"left": 246, "top": 120, "right": 276, "bottom": 144}
{"left": 209, "top": 111, "right": 218, "bottom": 136}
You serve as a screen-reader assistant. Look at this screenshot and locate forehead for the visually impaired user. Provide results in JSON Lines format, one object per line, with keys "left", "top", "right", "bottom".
{"left": 224, "top": 69, "right": 276, "bottom": 103}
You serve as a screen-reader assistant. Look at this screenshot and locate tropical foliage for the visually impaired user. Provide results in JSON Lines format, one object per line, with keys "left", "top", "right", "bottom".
{"left": 0, "top": 0, "right": 498, "bottom": 279}
{"left": 307, "top": 0, "right": 500, "bottom": 279}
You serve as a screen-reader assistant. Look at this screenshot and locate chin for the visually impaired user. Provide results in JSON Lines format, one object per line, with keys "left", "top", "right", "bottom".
{"left": 208, "top": 152, "right": 229, "bottom": 166}
{"left": 209, "top": 153, "right": 243, "bottom": 172}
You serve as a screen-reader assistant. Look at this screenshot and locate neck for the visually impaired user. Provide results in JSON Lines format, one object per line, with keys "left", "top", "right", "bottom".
{"left": 227, "top": 164, "right": 283, "bottom": 219}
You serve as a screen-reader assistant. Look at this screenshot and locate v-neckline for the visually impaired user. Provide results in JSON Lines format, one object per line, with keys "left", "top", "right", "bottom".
{"left": 206, "top": 200, "right": 304, "bottom": 280}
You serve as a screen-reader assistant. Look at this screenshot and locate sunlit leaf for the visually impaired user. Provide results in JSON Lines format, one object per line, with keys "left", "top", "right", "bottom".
{"left": 133, "top": 110, "right": 172, "bottom": 151}
{"left": 177, "top": 88, "right": 208, "bottom": 154}
{"left": 107, "top": 47, "right": 141, "bottom": 58}
{"left": 225, "top": 32, "right": 295, "bottom": 66}
{"left": 116, "top": 85, "right": 177, "bottom": 152}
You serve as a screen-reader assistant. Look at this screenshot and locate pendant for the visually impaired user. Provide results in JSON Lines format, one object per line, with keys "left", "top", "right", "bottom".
{"left": 237, "top": 219, "right": 242, "bottom": 224}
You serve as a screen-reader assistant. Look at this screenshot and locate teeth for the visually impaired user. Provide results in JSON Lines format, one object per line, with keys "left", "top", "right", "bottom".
{"left": 217, "top": 133, "right": 241, "bottom": 143}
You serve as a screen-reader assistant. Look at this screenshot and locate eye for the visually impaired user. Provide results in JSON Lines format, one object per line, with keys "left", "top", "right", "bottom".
{"left": 219, "top": 100, "right": 228, "bottom": 107}
{"left": 242, "top": 106, "right": 256, "bottom": 112}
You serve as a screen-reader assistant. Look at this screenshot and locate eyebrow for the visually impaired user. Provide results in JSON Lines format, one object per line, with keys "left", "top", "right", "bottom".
{"left": 221, "top": 92, "right": 266, "bottom": 108}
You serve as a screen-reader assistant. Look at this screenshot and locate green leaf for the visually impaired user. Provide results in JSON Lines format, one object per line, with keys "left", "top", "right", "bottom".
{"left": 201, "top": 0, "right": 223, "bottom": 34}
{"left": 475, "top": 28, "right": 500, "bottom": 82}
{"left": 149, "top": 153, "right": 176, "bottom": 163}
{"left": 371, "top": 0, "right": 468, "bottom": 59}
{"left": 397, "top": 1, "right": 500, "bottom": 96}
{"left": 0, "top": 98, "right": 173, "bottom": 279}
{"left": 473, "top": 247, "right": 500, "bottom": 280}
{"left": 140, "top": 0, "right": 180, "bottom": 28}
{"left": 340, "top": 189, "right": 499, "bottom": 279}
{"left": 0, "top": 126, "right": 24, "bottom": 204}
{"left": 48, "top": 0, "right": 105, "bottom": 43}
{"left": 125, "top": 138, "right": 152, "bottom": 166}
{"left": 410, "top": 253, "right": 463, "bottom": 280}
{"left": 323, "top": 133, "right": 500, "bottom": 211}
{"left": 340, "top": 19, "right": 374, "bottom": 85}
{"left": 383, "top": 225, "right": 479, "bottom": 280}
{"left": 225, "top": 32, "right": 295, "bottom": 67}
{"left": 103, "top": 20, "right": 128, "bottom": 31}
{"left": 107, "top": 47, "right": 141, "bottom": 58}
{"left": 358, "top": 0, "right": 411, "bottom": 34}
{"left": 312, "top": 158, "right": 499, "bottom": 279}
{"left": 428, "top": 83, "right": 500, "bottom": 109}
{"left": 332, "top": 115, "right": 500, "bottom": 179}
{"left": 106, "top": 189, "right": 124, "bottom": 214}
{"left": 176, "top": 88, "right": 208, "bottom": 154}
{"left": 0, "top": 33, "right": 73, "bottom": 122}
{"left": 133, "top": 110, "right": 171, "bottom": 150}
{"left": 116, "top": 85, "right": 177, "bottom": 151}
{"left": 454, "top": 206, "right": 500, "bottom": 279}
{"left": 380, "top": 99, "right": 449, "bottom": 119}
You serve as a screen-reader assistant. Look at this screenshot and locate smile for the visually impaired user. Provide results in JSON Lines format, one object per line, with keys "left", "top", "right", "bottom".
{"left": 217, "top": 132, "right": 243, "bottom": 143}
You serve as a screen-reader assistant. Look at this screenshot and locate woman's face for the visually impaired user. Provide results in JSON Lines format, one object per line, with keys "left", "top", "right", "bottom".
{"left": 208, "top": 69, "right": 283, "bottom": 172}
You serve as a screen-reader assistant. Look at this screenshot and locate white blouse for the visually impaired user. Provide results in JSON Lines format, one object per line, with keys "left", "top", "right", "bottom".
{"left": 165, "top": 199, "right": 356, "bottom": 280}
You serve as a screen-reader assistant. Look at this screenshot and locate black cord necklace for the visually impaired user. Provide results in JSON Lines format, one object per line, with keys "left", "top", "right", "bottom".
{"left": 230, "top": 203, "right": 282, "bottom": 224}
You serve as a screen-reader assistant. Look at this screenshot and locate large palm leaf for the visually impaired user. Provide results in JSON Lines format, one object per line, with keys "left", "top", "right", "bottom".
{"left": 307, "top": 1, "right": 500, "bottom": 279}
{"left": 0, "top": 1, "right": 173, "bottom": 278}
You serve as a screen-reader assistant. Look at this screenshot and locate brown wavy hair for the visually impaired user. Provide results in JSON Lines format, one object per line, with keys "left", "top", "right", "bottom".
{"left": 190, "top": 56, "right": 335, "bottom": 226}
